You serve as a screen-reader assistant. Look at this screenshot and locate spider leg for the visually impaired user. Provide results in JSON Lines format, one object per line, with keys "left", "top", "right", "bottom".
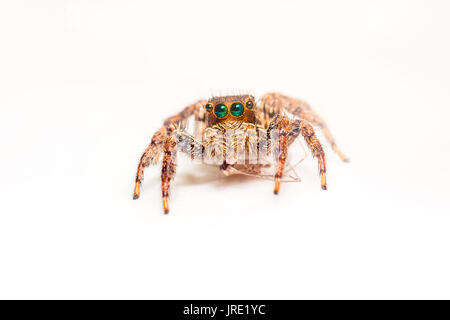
{"left": 261, "top": 92, "right": 349, "bottom": 162}
{"left": 161, "top": 135, "right": 177, "bottom": 214}
{"left": 161, "top": 130, "right": 205, "bottom": 214}
{"left": 272, "top": 116, "right": 291, "bottom": 194}
{"left": 134, "top": 126, "right": 168, "bottom": 199}
{"left": 297, "top": 120, "right": 327, "bottom": 190}
{"left": 257, "top": 96, "right": 282, "bottom": 127}
{"left": 269, "top": 116, "right": 327, "bottom": 192}
{"left": 133, "top": 100, "right": 205, "bottom": 200}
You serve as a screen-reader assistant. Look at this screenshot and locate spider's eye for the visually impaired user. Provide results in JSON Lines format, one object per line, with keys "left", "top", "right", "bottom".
{"left": 230, "top": 103, "right": 244, "bottom": 117}
{"left": 214, "top": 104, "right": 228, "bottom": 118}
{"left": 205, "top": 103, "right": 213, "bottom": 112}
{"left": 246, "top": 101, "right": 254, "bottom": 109}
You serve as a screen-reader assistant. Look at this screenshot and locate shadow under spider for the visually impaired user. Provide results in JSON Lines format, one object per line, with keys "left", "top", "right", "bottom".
{"left": 175, "top": 164, "right": 258, "bottom": 187}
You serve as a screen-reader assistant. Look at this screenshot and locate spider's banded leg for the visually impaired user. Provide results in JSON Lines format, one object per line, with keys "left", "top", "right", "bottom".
{"left": 270, "top": 116, "right": 291, "bottom": 194}
{"left": 133, "top": 126, "right": 168, "bottom": 199}
{"left": 261, "top": 92, "right": 349, "bottom": 162}
{"left": 257, "top": 95, "right": 282, "bottom": 127}
{"left": 133, "top": 100, "right": 205, "bottom": 200}
{"left": 289, "top": 103, "right": 348, "bottom": 162}
{"left": 161, "top": 130, "right": 205, "bottom": 214}
{"left": 287, "top": 119, "right": 302, "bottom": 145}
{"left": 158, "top": 100, "right": 206, "bottom": 206}
{"left": 297, "top": 120, "right": 327, "bottom": 190}
{"left": 161, "top": 136, "right": 177, "bottom": 214}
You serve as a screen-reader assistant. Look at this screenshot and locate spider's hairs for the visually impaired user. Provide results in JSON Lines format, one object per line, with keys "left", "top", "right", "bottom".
{"left": 208, "top": 88, "right": 256, "bottom": 100}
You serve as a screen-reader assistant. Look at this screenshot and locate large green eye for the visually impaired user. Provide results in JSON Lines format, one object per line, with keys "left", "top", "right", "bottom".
{"left": 214, "top": 104, "right": 228, "bottom": 118}
{"left": 230, "top": 103, "right": 244, "bottom": 117}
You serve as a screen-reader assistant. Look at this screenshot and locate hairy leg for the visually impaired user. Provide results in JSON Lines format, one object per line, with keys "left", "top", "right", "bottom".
{"left": 256, "top": 96, "right": 282, "bottom": 127}
{"left": 133, "top": 100, "right": 205, "bottom": 200}
{"left": 298, "top": 120, "right": 327, "bottom": 190}
{"left": 161, "top": 130, "right": 205, "bottom": 213}
{"left": 161, "top": 135, "right": 177, "bottom": 214}
{"left": 271, "top": 116, "right": 291, "bottom": 194}
{"left": 260, "top": 92, "right": 348, "bottom": 162}
{"left": 268, "top": 116, "right": 327, "bottom": 192}
{"left": 133, "top": 126, "right": 168, "bottom": 199}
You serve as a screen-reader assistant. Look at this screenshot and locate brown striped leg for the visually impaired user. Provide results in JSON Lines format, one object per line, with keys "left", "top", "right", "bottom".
{"left": 294, "top": 106, "right": 348, "bottom": 162}
{"left": 161, "top": 135, "right": 177, "bottom": 214}
{"left": 258, "top": 94, "right": 282, "bottom": 127}
{"left": 133, "top": 126, "right": 167, "bottom": 199}
{"left": 298, "top": 120, "right": 327, "bottom": 190}
{"left": 162, "top": 130, "right": 206, "bottom": 214}
{"left": 133, "top": 100, "right": 205, "bottom": 201}
{"left": 270, "top": 116, "right": 291, "bottom": 194}
{"left": 261, "top": 92, "right": 349, "bottom": 162}
{"left": 287, "top": 119, "right": 302, "bottom": 144}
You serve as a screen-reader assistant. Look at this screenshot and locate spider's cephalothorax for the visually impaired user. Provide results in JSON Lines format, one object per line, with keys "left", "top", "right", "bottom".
{"left": 204, "top": 94, "right": 257, "bottom": 129}
{"left": 133, "top": 92, "right": 349, "bottom": 214}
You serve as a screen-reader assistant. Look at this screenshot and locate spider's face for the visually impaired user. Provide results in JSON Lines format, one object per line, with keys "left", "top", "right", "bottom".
{"left": 204, "top": 94, "right": 256, "bottom": 127}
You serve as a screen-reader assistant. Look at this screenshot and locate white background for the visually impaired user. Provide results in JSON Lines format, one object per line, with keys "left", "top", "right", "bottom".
{"left": 1, "top": 0, "right": 449, "bottom": 299}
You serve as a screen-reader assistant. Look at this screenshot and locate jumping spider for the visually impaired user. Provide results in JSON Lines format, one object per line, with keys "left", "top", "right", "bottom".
{"left": 133, "top": 92, "right": 348, "bottom": 213}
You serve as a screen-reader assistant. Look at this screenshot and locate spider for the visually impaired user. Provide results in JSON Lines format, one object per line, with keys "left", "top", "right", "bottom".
{"left": 133, "top": 92, "right": 348, "bottom": 214}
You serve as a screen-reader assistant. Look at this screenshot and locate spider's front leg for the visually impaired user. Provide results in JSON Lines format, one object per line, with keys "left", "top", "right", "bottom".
{"left": 270, "top": 116, "right": 327, "bottom": 194}
{"left": 271, "top": 116, "right": 291, "bottom": 194}
{"left": 161, "top": 134, "right": 177, "bottom": 214}
{"left": 133, "top": 100, "right": 205, "bottom": 200}
{"left": 261, "top": 92, "right": 349, "bottom": 162}
{"left": 133, "top": 126, "right": 168, "bottom": 199}
{"left": 161, "top": 130, "right": 204, "bottom": 214}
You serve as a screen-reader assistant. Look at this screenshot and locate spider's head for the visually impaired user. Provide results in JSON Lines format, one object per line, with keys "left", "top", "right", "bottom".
{"left": 204, "top": 94, "right": 256, "bottom": 127}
